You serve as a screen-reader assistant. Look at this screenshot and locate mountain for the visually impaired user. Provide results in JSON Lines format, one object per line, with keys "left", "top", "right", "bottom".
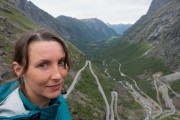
{"left": 1, "top": 0, "right": 180, "bottom": 119}
{"left": 10, "top": 0, "right": 118, "bottom": 56}
{"left": 0, "top": 1, "right": 142, "bottom": 119}
{"left": 102, "top": 0, "right": 180, "bottom": 85}
{"left": 8, "top": 0, "right": 70, "bottom": 39}
{"left": 57, "top": 16, "right": 118, "bottom": 42}
{"left": 0, "top": 0, "right": 145, "bottom": 119}
{"left": 119, "top": 0, "right": 180, "bottom": 70}
{"left": 56, "top": 16, "right": 118, "bottom": 56}
{"left": 107, "top": 23, "right": 132, "bottom": 35}
{"left": 100, "top": 0, "right": 180, "bottom": 119}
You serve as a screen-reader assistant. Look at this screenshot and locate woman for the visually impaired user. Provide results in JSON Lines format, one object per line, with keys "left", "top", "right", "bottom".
{"left": 0, "top": 30, "right": 72, "bottom": 120}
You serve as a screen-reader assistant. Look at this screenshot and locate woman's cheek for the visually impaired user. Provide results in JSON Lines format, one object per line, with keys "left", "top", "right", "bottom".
{"left": 63, "top": 70, "right": 68, "bottom": 78}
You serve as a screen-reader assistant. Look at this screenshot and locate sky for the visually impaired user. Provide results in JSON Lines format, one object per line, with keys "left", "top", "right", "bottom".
{"left": 28, "top": 0, "right": 153, "bottom": 24}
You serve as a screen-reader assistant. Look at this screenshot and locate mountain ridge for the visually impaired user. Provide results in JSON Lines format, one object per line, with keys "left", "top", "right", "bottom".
{"left": 56, "top": 15, "right": 118, "bottom": 42}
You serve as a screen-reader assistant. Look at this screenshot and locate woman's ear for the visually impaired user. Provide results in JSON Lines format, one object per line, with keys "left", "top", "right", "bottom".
{"left": 12, "top": 61, "right": 23, "bottom": 77}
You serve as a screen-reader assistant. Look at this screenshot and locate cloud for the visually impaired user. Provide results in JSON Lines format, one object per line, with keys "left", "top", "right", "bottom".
{"left": 28, "top": 0, "right": 153, "bottom": 24}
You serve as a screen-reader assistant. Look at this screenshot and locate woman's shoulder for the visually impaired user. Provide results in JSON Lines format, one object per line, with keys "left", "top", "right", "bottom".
{"left": 58, "top": 94, "right": 66, "bottom": 103}
{"left": 0, "top": 80, "right": 19, "bottom": 102}
{"left": 57, "top": 94, "right": 72, "bottom": 120}
{"left": 0, "top": 86, "right": 29, "bottom": 117}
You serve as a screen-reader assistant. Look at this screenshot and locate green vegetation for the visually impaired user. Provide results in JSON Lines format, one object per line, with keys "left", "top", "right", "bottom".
{"left": 0, "top": 0, "right": 36, "bottom": 32}
{"left": 67, "top": 41, "right": 86, "bottom": 70}
{"left": 64, "top": 42, "right": 86, "bottom": 89}
{"left": 91, "top": 63, "right": 115, "bottom": 103}
{"left": 159, "top": 114, "right": 180, "bottom": 120}
{"left": 68, "top": 69, "right": 105, "bottom": 120}
{"left": 71, "top": 101, "right": 104, "bottom": 120}
{"left": 0, "top": 0, "right": 179, "bottom": 119}
{"left": 122, "top": 98, "right": 142, "bottom": 109}
{"left": 0, "top": 10, "right": 35, "bottom": 31}
{"left": 67, "top": 61, "right": 145, "bottom": 120}
{"left": 0, "top": 0, "right": 36, "bottom": 65}
{"left": 96, "top": 40, "right": 172, "bottom": 102}
{"left": 116, "top": 85, "right": 144, "bottom": 119}
{"left": 170, "top": 80, "right": 180, "bottom": 93}
{"left": 76, "top": 69, "right": 105, "bottom": 104}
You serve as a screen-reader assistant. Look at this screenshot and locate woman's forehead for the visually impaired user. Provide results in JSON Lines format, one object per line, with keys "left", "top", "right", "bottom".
{"left": 29, "top": 40, "right": 63, "bottom": 50}
{"left": 28, "top": 41, "right": 65, "bottom": 60}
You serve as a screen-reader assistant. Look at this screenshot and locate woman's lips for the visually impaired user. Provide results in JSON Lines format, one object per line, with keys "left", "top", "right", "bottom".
{"left": 47, "top": 84, "right": 61, "bottom": 91}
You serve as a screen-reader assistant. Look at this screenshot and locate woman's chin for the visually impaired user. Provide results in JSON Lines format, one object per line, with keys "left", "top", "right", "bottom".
{"left": 48, "top": 90, "right": 61, "bottom": 99}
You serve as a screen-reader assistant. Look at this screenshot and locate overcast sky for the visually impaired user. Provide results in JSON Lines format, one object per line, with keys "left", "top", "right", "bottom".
{"left": 28, "top": 0, "right": 153, "bottom": 24}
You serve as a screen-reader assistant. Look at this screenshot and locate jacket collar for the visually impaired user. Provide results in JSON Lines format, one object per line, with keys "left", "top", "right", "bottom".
{"left": 19, "top": 89, "right": 61, "bottom": 119}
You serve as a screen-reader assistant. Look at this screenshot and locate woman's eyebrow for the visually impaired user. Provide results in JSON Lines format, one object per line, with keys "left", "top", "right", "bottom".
{"left": 35, "top": 59, "right": 51, "bottom": 64}
{"left": 59, "top": 56, "right": 65, "bottom": 60}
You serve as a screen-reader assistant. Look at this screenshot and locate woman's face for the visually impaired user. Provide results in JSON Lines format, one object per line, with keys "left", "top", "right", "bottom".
{"left": 23, "top": 40, "right": 68, "bottom": 101}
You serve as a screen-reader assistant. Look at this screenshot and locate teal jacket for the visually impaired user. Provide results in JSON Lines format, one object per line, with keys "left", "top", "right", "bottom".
{"left": 0, "top": 80, "right": 72, "bottom": 120}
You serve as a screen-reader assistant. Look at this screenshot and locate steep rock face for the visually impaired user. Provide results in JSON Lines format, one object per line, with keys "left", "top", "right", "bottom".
{"left": 147, "top": 0, "right": 173, "bottom": 14}
{"left": 121, "top": 0, "right": 180, "bottom": 70}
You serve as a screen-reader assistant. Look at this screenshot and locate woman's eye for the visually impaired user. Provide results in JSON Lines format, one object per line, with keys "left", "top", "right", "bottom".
{"left": 58, "top": 60, "right": 65, "bottom": 66}
{"left": 39, "top": 63, "right": 48, "bottom": 69}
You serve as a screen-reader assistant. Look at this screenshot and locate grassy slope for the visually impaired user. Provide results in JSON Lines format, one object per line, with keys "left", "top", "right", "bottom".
{"left": 68, "top": 69, "right": 105, "bottom": 120}
{"left": 63, "top": 42, "right": 86, "bottom": 88}
{"left": 66, "top": 59, "right": 114, "bottom": 119}
{"left": 0, "top": 0, "right": 36, "bottom": 65}
{"left": 98, "top": 40, "right": 172, "bottom": 101}
{"left": 170, "top": 80, "right": 180, "bottom": 93}
{"left": 67, "top": 60, "right": 145, "bottom": 120}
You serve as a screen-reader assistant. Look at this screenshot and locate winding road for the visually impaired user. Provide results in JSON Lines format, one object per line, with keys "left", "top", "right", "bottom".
{"left": 64, "top": 61, "right": 110, "bottom": 120}
{"left": 107, "top": 59, "right": 162, "bottom": 120}
{"left": 153, "top": 74, "right": 177, "bottom": 119}
{"left": 110, "top": 91, "right": 120, "bottom": 120}
{"left": 63, "top": 61, "right": 88, "bottom": 98}
{"left": 88, "top": 61, "right": 110, "bottom": 120}
{"left": 112, "top": 59, "right": 179, "bottom": 119}
{"left": 64, "top": 59, "right": 179, "bottom": 120}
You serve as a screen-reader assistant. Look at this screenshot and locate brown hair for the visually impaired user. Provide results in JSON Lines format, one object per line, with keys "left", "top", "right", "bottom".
{"left": 13, "top": 29, "right": 70, "bottom": 77}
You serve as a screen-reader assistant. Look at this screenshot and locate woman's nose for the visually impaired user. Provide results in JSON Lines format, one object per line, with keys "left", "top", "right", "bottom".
{"left": 51, "top": 66, "right": 62, "bottom": 80}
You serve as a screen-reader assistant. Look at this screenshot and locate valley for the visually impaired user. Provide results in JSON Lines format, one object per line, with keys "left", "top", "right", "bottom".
{"left": 64, "top": 58, "right": 180, "bottom": 119}
{"left": 0, "top": 0, "right": 180, "bottom": 120}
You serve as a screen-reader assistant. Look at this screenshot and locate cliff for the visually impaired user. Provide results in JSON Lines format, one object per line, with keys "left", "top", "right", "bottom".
{"left": 120, "top": 0, "right": 180, "bottom": 70}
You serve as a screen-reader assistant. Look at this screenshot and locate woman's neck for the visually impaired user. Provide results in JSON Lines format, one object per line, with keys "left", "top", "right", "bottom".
{"left": 22, "top": 88, "right": 50, "bottom": 108}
